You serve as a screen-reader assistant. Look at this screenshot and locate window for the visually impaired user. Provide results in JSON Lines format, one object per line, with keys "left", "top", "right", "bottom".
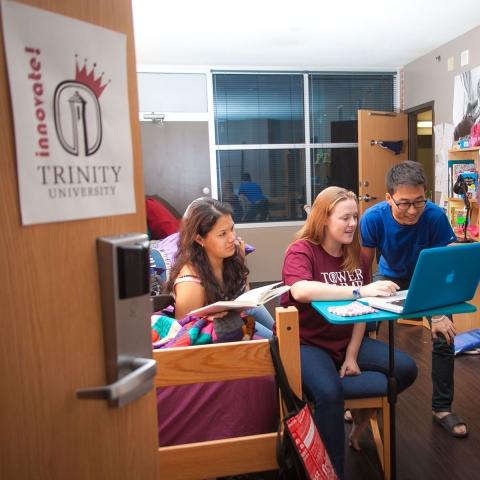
{"left": 309, "top": 73, "right": 396, "bottom": 199}
{"left": 213, "top": 73, "right": 305, "bottom": 223}
{"left": 217, "top": 149, "right": 306, "bottom": 222}
{"left": 212, "top": 71, "right": 397, "bottom": 223}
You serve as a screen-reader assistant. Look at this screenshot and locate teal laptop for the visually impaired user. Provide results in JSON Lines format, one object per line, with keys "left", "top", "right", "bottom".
{"left": 359, "top": 243, "right": 480, "bottom": 314}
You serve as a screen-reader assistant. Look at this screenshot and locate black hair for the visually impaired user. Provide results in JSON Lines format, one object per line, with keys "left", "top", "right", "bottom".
{"left": 241, "top": 172, "right": 251, "bottom": 182}
{"left": 386, "top": 160, "right": 427, "bottom": 194}
{"left": 166, "top": 197, "right": 249, "bottom": 303}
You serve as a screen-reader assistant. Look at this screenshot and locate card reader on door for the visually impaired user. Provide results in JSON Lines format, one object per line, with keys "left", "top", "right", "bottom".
{"left": 76, "top": 233, "right": 156, "bottom": 407}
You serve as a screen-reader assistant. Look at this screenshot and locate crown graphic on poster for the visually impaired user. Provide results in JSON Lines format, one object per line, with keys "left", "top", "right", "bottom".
{"left": 74, "top": 55, "right": 110, "bottom": 98}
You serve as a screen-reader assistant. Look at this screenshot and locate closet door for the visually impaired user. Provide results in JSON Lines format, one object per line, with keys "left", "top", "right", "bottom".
{"left": 0, "top": 1, "right": 158, "bottom": 479}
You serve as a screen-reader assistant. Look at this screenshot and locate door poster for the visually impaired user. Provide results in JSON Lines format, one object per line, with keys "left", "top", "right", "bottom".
{"left": 1, "top": 0, "right": 136, "bottom": 225}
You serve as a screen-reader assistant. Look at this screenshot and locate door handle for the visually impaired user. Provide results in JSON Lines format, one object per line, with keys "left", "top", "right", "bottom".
{"left": 358, "top": 194, "right": 377, "bottom": 202}
{"left": 77, "top": 357, "right": 157, "bottom": 407}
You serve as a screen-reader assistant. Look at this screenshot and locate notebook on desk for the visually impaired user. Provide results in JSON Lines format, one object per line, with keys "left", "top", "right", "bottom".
{"left": 358, "top": 243, "right": 480, "bottom": 314}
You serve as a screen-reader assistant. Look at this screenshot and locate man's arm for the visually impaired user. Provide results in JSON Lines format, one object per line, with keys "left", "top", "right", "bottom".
{"left": 361, "top": 246, "right": 376, "bottom": 271}
{"left": 431, "top": 315, "right": 456, "bottom": 344}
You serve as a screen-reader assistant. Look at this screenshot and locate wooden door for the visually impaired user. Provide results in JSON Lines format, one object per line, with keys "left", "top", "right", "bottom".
{"left": 0, "top": 1, "right": 159, "bottom": 479}
{"left": 358, "top": 110, "right": 408, "bottom": 214}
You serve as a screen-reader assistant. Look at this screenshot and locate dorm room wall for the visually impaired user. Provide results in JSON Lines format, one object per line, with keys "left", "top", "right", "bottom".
{"left": 403, "top": 25, "right": 480, "bottom": 122}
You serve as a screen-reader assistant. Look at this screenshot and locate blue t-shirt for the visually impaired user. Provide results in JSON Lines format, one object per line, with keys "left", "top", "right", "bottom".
{"left": 360, "top": 200, "right": 456, "bottom": 280}
{"left": 238, "top": 181, "right": 266, "bottom": 203}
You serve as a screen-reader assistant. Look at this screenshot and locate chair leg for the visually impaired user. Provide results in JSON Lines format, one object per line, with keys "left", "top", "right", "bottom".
{"left": 344, "top": 397, "right": 390, "bottom": 480}
{"left": 370, "top": 411, "right": 384, "bottom": 471}
{"left": 381, "top": 397, "right": 391, "bottom": 480}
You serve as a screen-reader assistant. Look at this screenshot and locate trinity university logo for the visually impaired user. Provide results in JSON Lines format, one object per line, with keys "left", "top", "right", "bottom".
{"left": 53, "top": 56, "right": 110, "bottom": 156}
{"left": 3, "top": 0, "right": 135, "bottom": 225}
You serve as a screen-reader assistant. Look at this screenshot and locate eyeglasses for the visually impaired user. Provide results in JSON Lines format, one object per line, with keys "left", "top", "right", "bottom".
{"left": 391, "top": 197, "right": 427, "bottom": 211}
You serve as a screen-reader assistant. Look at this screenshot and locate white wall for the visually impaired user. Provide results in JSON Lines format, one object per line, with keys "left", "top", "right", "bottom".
{"left": 141, "top": 122, "right": 211, "bottom": 214}
{"left": 241, "top": 224, "right": 298, "bottom": 282}
{"left": 403, "top": 25, "right": 480, "bottom": 123}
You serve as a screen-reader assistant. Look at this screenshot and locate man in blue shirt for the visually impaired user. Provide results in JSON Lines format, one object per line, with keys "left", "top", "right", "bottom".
{"left": 238, "top": 172, "right": 269, "bottom": 221}
{"left": 360, "top": 160, "right": 467, "bottom": 438}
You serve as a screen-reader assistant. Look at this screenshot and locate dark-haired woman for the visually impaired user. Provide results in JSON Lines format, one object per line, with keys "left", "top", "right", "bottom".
{"left": 167, "top": 197, "right": 273, "bottom": 338}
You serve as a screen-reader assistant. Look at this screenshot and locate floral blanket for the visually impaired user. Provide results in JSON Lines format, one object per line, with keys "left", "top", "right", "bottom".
{"left": 151, "top": 314, "right": 214, "bottom": 349}
{"left": 152, "top": 311, "right": 254, "bottom": 349}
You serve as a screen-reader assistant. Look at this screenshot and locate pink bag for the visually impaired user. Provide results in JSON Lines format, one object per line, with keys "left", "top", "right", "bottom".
{"left": 470, "top": 123, "right": 480, "bottom": 147}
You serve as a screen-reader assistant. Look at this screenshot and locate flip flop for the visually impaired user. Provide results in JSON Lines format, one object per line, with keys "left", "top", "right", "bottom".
{"left": 433, "top": 412, "right": 468, "bottom": 438}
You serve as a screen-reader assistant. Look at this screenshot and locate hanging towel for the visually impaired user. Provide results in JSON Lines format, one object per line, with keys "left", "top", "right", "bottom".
{"left": 377, "top": 140, "right": 403, "bottom": 155}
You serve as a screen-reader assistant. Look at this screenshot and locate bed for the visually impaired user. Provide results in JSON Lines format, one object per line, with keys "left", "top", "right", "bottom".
{"left": 153, "top": 306, "right": 301, "bottom": 479}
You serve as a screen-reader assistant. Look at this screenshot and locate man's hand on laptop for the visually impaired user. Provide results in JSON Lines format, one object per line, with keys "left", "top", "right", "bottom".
{"left": 431, "top": 315, "right": 456, "bottom": 344}
{"left": 361, "top": 280, "right": 400, "bottom": 298}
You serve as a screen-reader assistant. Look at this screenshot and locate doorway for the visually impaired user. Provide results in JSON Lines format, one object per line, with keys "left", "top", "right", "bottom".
{"left": 407, "top": 102, "right": 435, "bottom": 201}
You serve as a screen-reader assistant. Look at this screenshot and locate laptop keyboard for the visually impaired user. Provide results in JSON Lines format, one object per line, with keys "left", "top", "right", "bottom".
{"left": 390, "top": 298, "right": 406, "bottom": 307}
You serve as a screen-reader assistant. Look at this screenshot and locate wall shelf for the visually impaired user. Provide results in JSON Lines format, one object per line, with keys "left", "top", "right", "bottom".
{"left": 447, "top": 147, "right": 480, "bottom": 332}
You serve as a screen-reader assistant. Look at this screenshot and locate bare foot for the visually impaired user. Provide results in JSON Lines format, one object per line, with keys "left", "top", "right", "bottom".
{"left": 348, "top": 408, "right": 376, "bottom": 451}
{"left": 344, "top": 409, "right": 353, "bottom": 423}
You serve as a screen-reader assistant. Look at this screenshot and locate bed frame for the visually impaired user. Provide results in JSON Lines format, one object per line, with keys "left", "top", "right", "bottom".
{"left": 153, "top": 306, "right": 301, "bottom": 480}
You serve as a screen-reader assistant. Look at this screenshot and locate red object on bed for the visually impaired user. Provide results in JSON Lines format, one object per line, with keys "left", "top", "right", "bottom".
{"left": 146, "top": 197, "right": 181, "bottom": 239}
{"left": 156, "top": 376, "right": 278, "bottom": 446}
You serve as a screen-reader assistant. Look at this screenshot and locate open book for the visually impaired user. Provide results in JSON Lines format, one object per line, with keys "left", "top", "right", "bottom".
{"left": 188, "top": 282, "right": 291, "bottom": 317}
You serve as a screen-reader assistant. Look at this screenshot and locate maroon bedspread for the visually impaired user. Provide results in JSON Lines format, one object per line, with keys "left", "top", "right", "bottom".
{"left": 157, "top": 376, "right": 278, "bottom": 446}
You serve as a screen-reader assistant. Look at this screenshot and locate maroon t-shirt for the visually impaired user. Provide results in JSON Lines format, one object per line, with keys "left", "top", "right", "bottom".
{"left": 281, "top": 239, "right": 370, "bottom": 364}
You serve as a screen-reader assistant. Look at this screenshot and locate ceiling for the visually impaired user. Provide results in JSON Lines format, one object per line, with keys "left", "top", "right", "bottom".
{"left": 132, "top": 0, "right": 480, "bottom": 69}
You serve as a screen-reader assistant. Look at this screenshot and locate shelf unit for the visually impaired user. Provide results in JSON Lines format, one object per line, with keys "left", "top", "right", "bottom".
{"left": 447, "top": 147, "right": 480, "bottom": 332}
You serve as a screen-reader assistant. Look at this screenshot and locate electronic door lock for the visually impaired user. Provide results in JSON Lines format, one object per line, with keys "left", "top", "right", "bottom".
{"left": 76, "top": 233, "right": 155, "bottom": 408}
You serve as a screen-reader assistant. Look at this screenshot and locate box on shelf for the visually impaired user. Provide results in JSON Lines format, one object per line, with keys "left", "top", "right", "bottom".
{"left": 447, "top": 148, "right": 480, "bottom": 241}
{"left": 448, "top": 159, "right": 477, "bottom": 199}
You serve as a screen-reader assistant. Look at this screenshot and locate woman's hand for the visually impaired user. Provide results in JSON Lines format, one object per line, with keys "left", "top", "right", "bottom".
{"left": 339, "top": 357, "right": 361, "bottom": 378}
{"left": 205, "top": 311, "right": 229, "bottom": 321}
{"left": 360, "top": 280, "right": 399, "bottom": 298}
{"left": 235, "top": 236, "right": 246, "bottom": 257}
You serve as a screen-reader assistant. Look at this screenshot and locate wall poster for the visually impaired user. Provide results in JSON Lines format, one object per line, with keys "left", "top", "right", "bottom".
{"left": 453, "top": 65, "right": 480, "bottom": 141}
{"left": 1, "top": 0, "right": 135, "bottom": 225}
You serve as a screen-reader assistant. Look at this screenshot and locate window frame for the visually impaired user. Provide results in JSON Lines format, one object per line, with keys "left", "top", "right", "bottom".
{"left": 207, "top": 68, "right": 399, "bottom": 228}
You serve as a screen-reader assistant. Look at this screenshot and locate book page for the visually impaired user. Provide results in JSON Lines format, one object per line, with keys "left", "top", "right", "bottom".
{"left": 235, "top": 282, "right": 282, "bottom": 303}
{"left": 259, "top": 284, "right": 291, "bottom": 303}
{"left": 188, "top": 300, "right": 257, "bottom": 317}
{"left": 188, "top": 282, "right": 289, "bottom": 317}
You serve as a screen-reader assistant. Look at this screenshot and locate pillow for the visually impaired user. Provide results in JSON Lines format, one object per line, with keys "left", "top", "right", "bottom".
{"left": 454, "top": 328, "right": 480, "bottom": 355}
{"left": 150, "top": 233, "right": 179, "bottom": 287}
{"left": 146, "top": 197, "right": 181, "bottom": 240}
{"left": 148, "top": 194, "right": 183, "bottom": 219}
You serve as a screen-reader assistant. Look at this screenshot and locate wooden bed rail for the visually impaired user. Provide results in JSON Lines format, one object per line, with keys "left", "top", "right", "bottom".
{"left": 155, "top": 306, "right": 300, "bottom": 479}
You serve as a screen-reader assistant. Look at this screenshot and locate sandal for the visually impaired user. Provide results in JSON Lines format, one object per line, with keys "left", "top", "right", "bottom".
{"left": 433, "top": 412, "right": 468, "bottom": 438}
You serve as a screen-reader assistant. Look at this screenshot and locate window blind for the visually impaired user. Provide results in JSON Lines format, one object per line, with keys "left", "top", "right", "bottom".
{"left": 309, "top": 72, "right": 397, "bottom": 143}
{"left": 213, "top": 73, "right": 304, "bottom": 145}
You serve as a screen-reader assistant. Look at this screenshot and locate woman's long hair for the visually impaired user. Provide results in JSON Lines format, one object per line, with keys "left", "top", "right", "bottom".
{"left": 296, "top": 186, "right": 360, "bottom": 272}
{"left": 167, "top": 197, "right": 249, "bottom": 303}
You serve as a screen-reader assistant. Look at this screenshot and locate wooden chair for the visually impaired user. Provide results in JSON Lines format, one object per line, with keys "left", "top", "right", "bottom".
{"left": 344, "top": 327, "right": 391, "bottom": 480}
{"left": 344, "top": 396, "right": 390, "bottom": 480}
{"left": 153, "top": 306, "right": 301, "bottom": 480}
